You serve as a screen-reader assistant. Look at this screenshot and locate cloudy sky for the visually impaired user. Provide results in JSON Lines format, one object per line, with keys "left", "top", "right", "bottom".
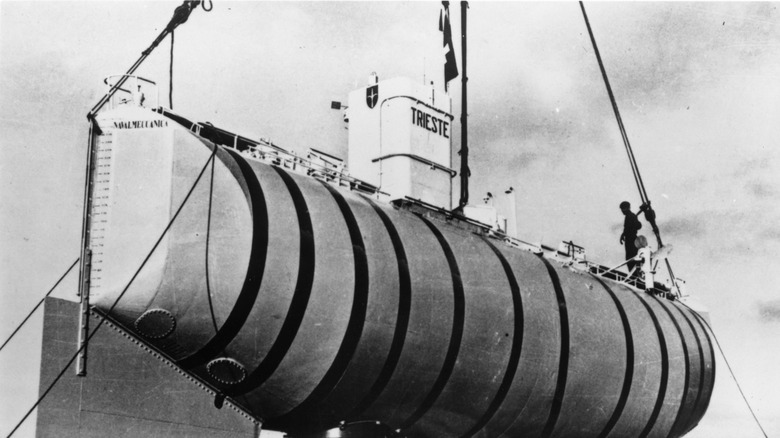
{"left": 1, "top": 2, "right": 779, "bottom": 437}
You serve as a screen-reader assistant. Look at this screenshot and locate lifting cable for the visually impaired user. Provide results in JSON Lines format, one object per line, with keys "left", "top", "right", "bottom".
{"left": 677, "top": 301, "right": 770, "bottom": 438}
{"left": 6, "top": 148, "right": 218, "bottom": 438}
{"left": 0, "top": 258, "right": 79, "bottom": 354}
{"left": 579, "top": 2, "right": 680, "bottom": 292}
{"left": 579, "top": 2, "right": 647, "bottom": 205}
{"left": 582, "top": 8, "right": 764, "bottom": 434}
{"left": 168, "top": 1, "right": 213, "bottom": 110}
{"left": 170, "top": 30, "right": 175, "bottom": 109}
{"left": 204, "top": 153, "right": 220, "bottom": 334}
{"left": 89, "top": 0, "right": 211, "bottom": 117}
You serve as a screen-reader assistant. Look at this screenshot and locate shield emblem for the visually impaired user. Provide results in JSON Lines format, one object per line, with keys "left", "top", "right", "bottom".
{"left": 366, "top": 85, "right": 378, "bottom": 109}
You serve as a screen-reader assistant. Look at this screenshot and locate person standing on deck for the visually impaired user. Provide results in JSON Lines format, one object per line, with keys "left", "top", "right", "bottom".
{"left": 619, "top": 201, "right": 642, "bottom": 275}
{"left": 132, "top": 84, "right": 145, "bottom": 107}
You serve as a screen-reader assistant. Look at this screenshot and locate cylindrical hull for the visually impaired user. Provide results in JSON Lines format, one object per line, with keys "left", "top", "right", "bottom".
{"left": 90, "top": 108, "right": 714, "bottom": 437}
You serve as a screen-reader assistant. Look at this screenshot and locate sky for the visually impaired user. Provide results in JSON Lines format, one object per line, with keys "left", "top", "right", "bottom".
{"left": 1, "top": 1, "right": 779, "bottom": 437}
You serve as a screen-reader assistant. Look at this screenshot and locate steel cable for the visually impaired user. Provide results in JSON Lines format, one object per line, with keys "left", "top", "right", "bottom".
{"left": 677, "top": 301, "right": 769, "bottom": 438}
{"left": 170, "top": 30, "right": 175, "bottom": 109}
{"left": 579, "top": 2, "right": 647, "bottom": 205}
{"left": 580, "top": 2, "right": 682, "bottom": 293}
{"left": 204, "top": 152, "right": 220, "bottom": 333}
{"left": 6, "top": 147, "right": 217, "bottom": 437}
{"left": 0, "top": 258, "right": 80, "bottom": 353}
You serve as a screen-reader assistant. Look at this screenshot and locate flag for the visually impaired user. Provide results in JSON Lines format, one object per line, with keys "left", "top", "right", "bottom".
{"left": 439, "top": 1, "right": 458, "bottom": 89}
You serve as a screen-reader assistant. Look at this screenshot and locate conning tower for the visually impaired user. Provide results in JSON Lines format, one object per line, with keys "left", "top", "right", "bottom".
{"left": 347, "top": 75, "right": 455, "bottom": 209}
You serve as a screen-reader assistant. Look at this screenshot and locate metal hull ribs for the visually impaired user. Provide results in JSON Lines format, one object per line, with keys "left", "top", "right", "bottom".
{"left": 88, "top": 107, "right": 714, "bottom": 438}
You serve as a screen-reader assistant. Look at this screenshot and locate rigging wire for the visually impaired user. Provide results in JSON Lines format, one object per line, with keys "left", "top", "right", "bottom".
{"left": 202, "top": 153, "right": 242, "bottom": 388}
{"left": 89, "top": 1, "right": 202, "bottom": 117}
{"left": 677, "top": 301, "right": 770, "bottom": 438}
{"left": 170, "top": 30, "right": 175, "bottom": 109}
{"left": 168, "top": 1, "right": 213, "bottom": 110}
{"left": 203, "top": 155, "right": 237, "bottom": 386}
{"left": 204, "top": 153, "right": 220, "bottom": 334}
{"left": 0, "top": 258, "right": 79, "bottom": 354}
{"left": 579, "top": 2, "right": 681, "bottom": 294}
{"left": 6, "top": 148, "right": 218, "bottom": 438}
{"left": 579, "top": 2, "right": 646, "bottom": 205}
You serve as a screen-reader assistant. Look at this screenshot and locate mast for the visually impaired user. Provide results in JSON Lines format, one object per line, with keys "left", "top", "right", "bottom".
{"left": 458, "top": 1, "right": 469, "bottom": 209}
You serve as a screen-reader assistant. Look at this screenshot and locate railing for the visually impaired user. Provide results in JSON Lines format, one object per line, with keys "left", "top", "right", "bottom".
{"left": 392, "top": 196, "right": 652, "bottom": 291}
{"left": 153, "top": 106, "right": 671, "bottom": 297}
{"left": 372, "top": 153, "right": 457, "bottom": 177}
{"left": 154, "top": 107, "right": 382, "bottom": 196}
{"left": 102, "top": 75, "right": 159, "bottom": 111}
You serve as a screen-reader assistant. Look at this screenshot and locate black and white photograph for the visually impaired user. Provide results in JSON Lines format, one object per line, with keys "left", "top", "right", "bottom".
{"left": 1, "top": 2, "right": 778, "bottom": 437}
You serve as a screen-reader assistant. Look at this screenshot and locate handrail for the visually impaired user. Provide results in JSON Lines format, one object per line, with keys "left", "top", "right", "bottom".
{"left": 88, "top": 1, "right": 202, "bottom": 118}
{"left": 381, "top": 95, "right": 454, "bottom": 120}
{"left": 153, "top": 107, "right": 382, "bottom": 196}
{"left": 101, "top": 75, "right": 159, "bottom": 109}
{"left": 153, "top": 107, "right": 665, "bottom": 297}
{"left": 371, "top": 153, "right": 457, "bottom": 177}
{"left": 103, "top": 75, "right": 157, "bottom": 87}
{"left": 376, "top": 94, "right": 455, "bottom": 193}
{"left": 397, "top": 195, "right": 655, "bottom": 293}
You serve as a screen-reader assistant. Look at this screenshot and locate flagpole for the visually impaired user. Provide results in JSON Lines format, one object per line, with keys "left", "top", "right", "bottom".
{"left": 458, "top": 1, "right": 469, "bottom": 209}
